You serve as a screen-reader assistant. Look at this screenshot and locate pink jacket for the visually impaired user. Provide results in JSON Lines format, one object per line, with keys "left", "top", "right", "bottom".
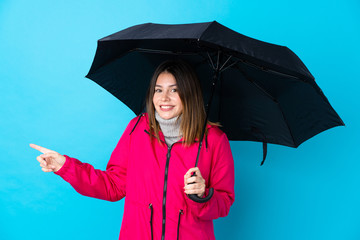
{"left": 55, "top": 113, "right": 235, "bottom": 240}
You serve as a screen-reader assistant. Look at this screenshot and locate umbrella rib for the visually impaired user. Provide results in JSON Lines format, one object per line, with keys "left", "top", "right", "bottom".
{"left": 207, "top": 51, "right": 233, "bottom": 71}
{"left": 133, "top": 48, "right": 199, "bottom": 56}
{"left": 219, "top": 55, "right": 233, "bottom": 72}
{"left": 207, "top": 52, "right": 216, "bottom": 70}
{"left": 276, "top": 103, "right": 297, "bottom": 147}
{"left": 234, "top": 65, "right": 297, "bottom": 146}
{"left": 221, "top": 60, "right": 239, "bottom": 72}
{"left": 88, "top": 47, "right": 199, "bottom": 76}
{"left": 216, "top": 50, "right": 220, "bottom": 70}
{"left": 239, "top": 58, "right": 301, "bottom": 80}
{"left": 234, "top": 65, "right": 277, "bottom": 101}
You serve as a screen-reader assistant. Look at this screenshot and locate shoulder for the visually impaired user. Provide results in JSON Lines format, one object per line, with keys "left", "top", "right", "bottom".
{"left": 206, "top": 124, "right": 229, "bottom": 143}
{"left": 125, "top": 113, "right": 150, "bottom": 134}
{"left": 206, "top": 125, "right": 233, "bottom": 156}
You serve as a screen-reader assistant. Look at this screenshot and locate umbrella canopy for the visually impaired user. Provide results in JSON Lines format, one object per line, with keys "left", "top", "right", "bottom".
{"left": 86, "top": 21, "right": 344, "bottom": 148}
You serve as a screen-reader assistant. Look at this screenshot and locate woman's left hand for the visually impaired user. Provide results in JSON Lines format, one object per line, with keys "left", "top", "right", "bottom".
{"left": 184, "top": 167, "right": 206, "bottom": 198}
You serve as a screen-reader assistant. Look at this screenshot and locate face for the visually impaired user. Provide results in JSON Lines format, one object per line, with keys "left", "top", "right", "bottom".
{"left": 153, "top": 72, "right": 183, "bottom": 120}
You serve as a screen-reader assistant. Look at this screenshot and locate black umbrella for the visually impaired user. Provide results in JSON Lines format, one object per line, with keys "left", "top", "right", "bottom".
{"left": 85, "top": 21, "right": 344, "bottom": 202}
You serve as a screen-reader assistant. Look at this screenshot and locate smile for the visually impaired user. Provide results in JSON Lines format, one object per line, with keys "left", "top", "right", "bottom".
{"left": 160, "top": 105, "right": 174, "bottom": 111}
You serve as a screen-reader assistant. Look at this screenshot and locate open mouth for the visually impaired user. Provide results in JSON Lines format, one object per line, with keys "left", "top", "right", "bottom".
{"left": 160, "top": 105, "right": 174, "bottom": 111}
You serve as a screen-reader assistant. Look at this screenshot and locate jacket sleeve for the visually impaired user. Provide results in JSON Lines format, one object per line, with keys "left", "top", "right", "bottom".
{"left": 54, "top": 118, "right": 136, "bottom": 202}
{"left": 185, "top": 132, "right": 235, "bottom": 220}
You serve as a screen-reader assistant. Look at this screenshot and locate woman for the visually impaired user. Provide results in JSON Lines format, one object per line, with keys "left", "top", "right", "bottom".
{"left": 30, "top": 59, "right": 235, "bottom": 240}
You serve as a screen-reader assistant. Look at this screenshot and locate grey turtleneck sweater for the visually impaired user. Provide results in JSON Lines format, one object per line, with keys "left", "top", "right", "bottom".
{"left": 155, "top": 112, "right": 183, "bottom": 146}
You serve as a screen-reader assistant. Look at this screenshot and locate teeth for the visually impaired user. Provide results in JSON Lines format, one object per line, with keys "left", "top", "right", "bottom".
{"left": 161, "top": 106, "right": 173, "bottom": 109}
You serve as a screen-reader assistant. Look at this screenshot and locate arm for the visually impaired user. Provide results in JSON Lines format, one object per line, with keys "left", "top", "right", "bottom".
{"left": 54, "top": 119, "right": 136, "bottom": 202}
{"left": 185, "top": 133, "right": 235, "bottom": 220}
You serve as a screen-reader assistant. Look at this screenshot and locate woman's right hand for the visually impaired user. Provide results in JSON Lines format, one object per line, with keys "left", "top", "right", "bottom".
{"left": 30, "top": 143, "right": 66, "bottom": 172}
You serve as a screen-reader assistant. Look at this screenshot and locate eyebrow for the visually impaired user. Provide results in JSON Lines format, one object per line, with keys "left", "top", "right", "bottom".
{"left": 155, "top": 84, "right": 177, "bottom": 88}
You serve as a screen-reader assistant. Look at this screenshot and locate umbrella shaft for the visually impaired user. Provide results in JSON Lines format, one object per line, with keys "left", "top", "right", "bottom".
{"left": 194, "top": 70, "right": 220, "bottom": 167}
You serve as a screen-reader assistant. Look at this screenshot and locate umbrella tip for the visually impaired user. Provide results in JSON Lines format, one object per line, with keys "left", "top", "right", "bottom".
{"left": 260, "top": 142, "right": 267, "bottom": 166}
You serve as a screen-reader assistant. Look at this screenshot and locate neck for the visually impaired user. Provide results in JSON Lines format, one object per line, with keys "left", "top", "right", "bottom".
{"left": 155, "top": 112, "right": 182, "bottom": 146}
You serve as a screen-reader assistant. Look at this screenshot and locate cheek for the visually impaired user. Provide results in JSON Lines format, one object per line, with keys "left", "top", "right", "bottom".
{"left": 152, "top": 95, "right": 157, "bottom": 106}
{"left": 177, "top": 97, "right": 183, "bottom": 110}
{"left": 152, "top": 98, "right": 158, "bottom": 111}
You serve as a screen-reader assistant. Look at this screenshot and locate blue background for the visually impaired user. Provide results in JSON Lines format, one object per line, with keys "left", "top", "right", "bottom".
{"left": 1, "top": 0, "right": 359, "bottom": 239}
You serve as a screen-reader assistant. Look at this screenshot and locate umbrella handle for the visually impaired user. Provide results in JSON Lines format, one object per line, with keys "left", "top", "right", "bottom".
{"left": 187, "top": 188, "right": 214, "bottom": 203}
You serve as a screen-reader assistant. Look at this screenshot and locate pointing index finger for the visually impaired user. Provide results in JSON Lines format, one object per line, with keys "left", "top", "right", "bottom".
{"left": 29, "top": 143, "right": 53, "bottom": 154}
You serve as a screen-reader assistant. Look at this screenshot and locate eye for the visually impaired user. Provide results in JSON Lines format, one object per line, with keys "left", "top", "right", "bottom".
{"left": 171, "top": 88, "right": 177, "bottom": 93}
{"left": 155, "top": 89, "right": 162, "bottom": 93}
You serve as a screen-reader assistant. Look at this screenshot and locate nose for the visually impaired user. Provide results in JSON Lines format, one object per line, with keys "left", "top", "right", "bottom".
{"left": 160, "top": 91, "right": 170, "bottom": 101}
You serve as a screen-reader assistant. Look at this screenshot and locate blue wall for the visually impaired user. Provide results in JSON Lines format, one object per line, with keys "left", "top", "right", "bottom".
{"left": 1, "top": 0, "right": 359, "bottom": 239}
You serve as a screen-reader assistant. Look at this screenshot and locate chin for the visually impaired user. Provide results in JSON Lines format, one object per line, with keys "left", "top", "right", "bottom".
{"left": 160, "top": 114, "right": 174, "bottom": 120}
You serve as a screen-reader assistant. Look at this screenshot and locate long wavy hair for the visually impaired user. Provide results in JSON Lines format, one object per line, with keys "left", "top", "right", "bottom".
{"left": 146, "top": 59, "right": 207, "bottom": 146}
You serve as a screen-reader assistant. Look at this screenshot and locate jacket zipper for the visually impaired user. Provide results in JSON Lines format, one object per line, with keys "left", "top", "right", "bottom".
{"left": 161, "top": 145, "right": 173, "bottom": 240}
{"left": 149, "top": 203, "right": 154, "bottom": 240}
{"left": 144, "top": 129, "right": 182, "bottom": 240}
{"left": 177, "top": 209, "right": 184, "bottom": 240}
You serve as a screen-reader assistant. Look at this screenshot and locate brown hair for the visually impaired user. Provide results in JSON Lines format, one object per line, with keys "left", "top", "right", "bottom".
{"left": 146, "top": 59, "right": 207, "bottom": 145}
